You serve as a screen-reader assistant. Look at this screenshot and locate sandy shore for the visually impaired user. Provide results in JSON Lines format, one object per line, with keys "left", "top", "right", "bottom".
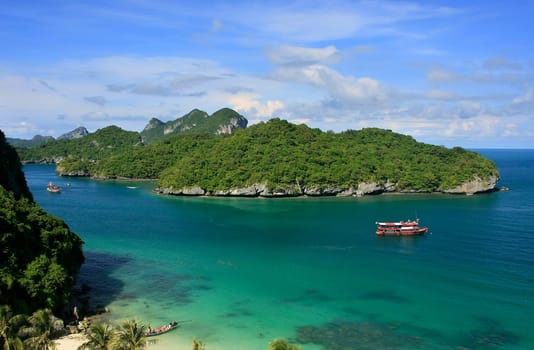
{"left": 54, "top": 333, "right": 86, "bottom": 350}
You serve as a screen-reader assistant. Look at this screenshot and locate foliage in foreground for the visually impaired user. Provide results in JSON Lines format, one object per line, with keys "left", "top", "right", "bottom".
{"left": 0, "top": 131, "right": 84, "bottom": 315}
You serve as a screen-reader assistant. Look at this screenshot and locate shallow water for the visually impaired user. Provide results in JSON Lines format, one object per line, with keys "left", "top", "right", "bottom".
{"left": 26, "top": 149, "right": 534, "bottom": 350}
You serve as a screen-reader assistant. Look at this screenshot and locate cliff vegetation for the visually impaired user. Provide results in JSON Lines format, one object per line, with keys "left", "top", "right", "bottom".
{"left": 0, "top": 130, "right": 84, "bottom": 315}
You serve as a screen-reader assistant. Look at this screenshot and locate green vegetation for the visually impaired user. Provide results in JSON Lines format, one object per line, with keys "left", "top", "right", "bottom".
{"left": 153, "top": 119, "right": 498, "bottom": 194}
{"left": 1, "top": 130, "right": 84, "bottom": 315}
{"left": 7, "top": 135, "right": 54, "bottom": 149}
{"left": 140, "top": 108, "right": 247, "bottom": 144}
{"left": 16, "top": 126, "right": 142, "bottom": 174}
{"left": 14, "top": 117, "right": 499, "bottom": 195}
{"left": 22, "top": 308, "right": 64, "bottom": 350}
{"left": 78, "top": 322, "right": 115, "bottom": 350}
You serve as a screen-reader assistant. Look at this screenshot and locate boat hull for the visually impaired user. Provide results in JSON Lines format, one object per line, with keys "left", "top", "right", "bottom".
{"left": 376, "top": 227, "right": 428, "bottom": 236}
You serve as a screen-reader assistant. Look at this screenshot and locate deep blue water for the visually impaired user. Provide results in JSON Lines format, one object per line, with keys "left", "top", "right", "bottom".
{"left": 25, "top": 149, "right": 534, "bottom": 349}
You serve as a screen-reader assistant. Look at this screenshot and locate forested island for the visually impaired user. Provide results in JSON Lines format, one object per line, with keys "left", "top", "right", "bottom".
{"left": 15, "top": 108, "right": 499, "bottom": 197}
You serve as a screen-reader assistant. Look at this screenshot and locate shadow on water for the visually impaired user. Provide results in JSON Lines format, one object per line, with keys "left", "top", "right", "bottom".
{"left": 73, "top": 250, "right": 129, "bottom": 317}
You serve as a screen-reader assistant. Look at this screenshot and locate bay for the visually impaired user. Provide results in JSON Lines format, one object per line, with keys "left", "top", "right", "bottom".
{"left": 25, "top": 149, "right": 534, "bottom": 349}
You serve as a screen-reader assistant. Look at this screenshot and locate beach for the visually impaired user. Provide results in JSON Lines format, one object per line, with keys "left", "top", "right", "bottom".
{"left": 54, "top": 334, "right": 85, "bottom": 350}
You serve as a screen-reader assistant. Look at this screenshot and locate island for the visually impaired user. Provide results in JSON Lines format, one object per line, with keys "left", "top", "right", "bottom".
{"left": 14, "top": 109, "right": 500, "bottom": 197}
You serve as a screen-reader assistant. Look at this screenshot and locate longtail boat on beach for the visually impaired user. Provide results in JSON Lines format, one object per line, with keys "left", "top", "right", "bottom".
{"left": 145, "top": 321, "right": 179, "bottom": 337}
{"left": 376, "top": 219, "right": 428, "bottom": 236}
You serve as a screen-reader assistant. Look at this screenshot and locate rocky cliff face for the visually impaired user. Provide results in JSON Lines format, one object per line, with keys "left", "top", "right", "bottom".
{"left": 155, "top": 175, "right": 500, "bottom": 198}
{"left": 216, "top": 116, "right": 248, "bottom": 135}
{"left": 443, "top": 175, "right": 499, "bottom": 195}
{"left": 58, "top": 126, "right": 89, "bottom": 140}
{"left": 143, "top": 118, "right": 165, "bottom": 131}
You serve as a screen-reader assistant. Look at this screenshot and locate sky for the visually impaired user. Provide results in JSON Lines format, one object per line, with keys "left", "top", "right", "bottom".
{"left": 1, "top": 0, "right": 533, "bottom": 148}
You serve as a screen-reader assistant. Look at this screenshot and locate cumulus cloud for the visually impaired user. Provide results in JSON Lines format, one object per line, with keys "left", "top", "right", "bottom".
{"left": 273, "top": 63, "right": 388, "bottom": 104}
{"left": 229, "top": 93, "right": 285, "bottom": 118}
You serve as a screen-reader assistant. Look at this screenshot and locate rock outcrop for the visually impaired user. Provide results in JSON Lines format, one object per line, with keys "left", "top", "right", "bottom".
{"left": 443, "top": 175, "right": 499, "bottom": 195}
{"left": 58, "top": 126, "right": 89, "bottom": 140}
{"left": 156, "top": 175, "right": 500, "bottom": 198}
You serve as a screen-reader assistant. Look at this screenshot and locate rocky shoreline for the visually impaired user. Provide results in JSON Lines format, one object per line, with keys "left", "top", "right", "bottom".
{"left": 155, "top": 175, "right": 501, "bottom": 197}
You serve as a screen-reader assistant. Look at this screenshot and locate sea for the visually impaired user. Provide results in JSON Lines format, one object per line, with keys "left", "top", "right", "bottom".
{"left": 24, "top": 149, "right": 534, "bottom": 350}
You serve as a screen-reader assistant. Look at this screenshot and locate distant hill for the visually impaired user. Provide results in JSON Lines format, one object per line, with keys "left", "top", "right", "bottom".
{"left": 58, "top": 126, "right": 89, "bottom": 140}
{"left": 140, "top": 108, "right": 248, "bottom": 144}
{"left": 7, "top": 126, "right": 88, "bottom": 148}
{"left": 17, "top": 125, "right": 142, "bottom": 175}
{"left": 7, "top": 134, "right": 54, "bottom": 148}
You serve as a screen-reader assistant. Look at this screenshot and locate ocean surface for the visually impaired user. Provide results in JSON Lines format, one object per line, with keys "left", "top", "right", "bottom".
{"left": 25, "top": 149, "right": 534, "bottom": 350}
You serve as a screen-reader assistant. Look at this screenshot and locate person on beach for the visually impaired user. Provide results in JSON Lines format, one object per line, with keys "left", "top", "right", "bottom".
{"left": 73, "top": 305, "right": 79, "bottom": 322}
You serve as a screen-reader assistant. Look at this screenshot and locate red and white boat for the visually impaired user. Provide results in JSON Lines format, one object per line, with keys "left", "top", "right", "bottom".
{"left": 47, "top": 182, "right": 61, "bottom": 193}
{"left": 376, "top": 219, "right": 428, "bottom": 236}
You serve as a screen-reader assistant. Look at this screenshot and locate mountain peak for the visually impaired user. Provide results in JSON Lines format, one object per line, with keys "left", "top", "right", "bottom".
{"left": 58, "top": 126, "right": 89, "bottom": 140}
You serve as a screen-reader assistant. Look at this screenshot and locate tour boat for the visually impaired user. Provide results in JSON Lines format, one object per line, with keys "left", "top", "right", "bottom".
{"left": 376, "top": 219, "right": 428, "bottom": 236}
{"left": 46, "top": 182, "right": 61, "bottom": 193}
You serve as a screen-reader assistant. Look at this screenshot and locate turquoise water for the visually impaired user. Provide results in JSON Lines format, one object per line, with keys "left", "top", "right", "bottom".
{"left": 25, "top": 149, "right": 534, "bottom": 350}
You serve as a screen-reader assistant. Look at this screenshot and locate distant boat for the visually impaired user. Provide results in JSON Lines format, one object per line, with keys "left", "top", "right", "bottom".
{"left": 145, "top": 321, "right": 179, "bottom": 337}
{"left": 376, "top": 219, "right": 428, "bottom": 236}
{"left": 127, "top": 186, "right": 137, "bottom": 189}
{"left": 46, "top": 182, "right": 61, "bottom": 193}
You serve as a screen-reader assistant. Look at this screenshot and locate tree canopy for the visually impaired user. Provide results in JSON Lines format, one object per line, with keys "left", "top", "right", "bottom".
{"left": 0, "top": 130, "right": 84, "bottom": 315}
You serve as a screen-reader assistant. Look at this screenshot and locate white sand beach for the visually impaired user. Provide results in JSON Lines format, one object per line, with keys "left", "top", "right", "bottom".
{"left": 54, "top": 333, "right": 86, "bottom": 350}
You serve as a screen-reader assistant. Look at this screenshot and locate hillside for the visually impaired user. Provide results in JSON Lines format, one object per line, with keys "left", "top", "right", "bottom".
{"left": 7, "top": 134, "right": 54, "bottom": 148}
{"left": 89, "top": 118, "right": 499, "bottom": 196}
{"left": 154, "top": 119, "right": 499, "bottom": 196}
{"left": 17, "top": 125, "right": 143, "bottom": 175}
{"left": 140, "top": 107, "right": 247, "bottom": 144}
{"left": 0, "top": 130, "right": 84, "bottom": 314}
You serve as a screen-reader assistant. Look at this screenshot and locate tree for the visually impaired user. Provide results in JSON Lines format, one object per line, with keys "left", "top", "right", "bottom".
{"left": 77, "top": 322, "right": 115, "bottom": 350}
{"left": 113, "top": 320, "right": 146, "bottom": 350}
{"left": 23, "top": 309, "right": 63, "bottom": 350}
{"left": 0, "top": 305, "right": 26, "bottom": 350}
{"left": 268, "top": 339, "right": 302, "bottom": 350}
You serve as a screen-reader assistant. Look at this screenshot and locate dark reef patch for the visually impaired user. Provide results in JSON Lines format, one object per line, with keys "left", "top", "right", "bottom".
{"left": 359, "top": 290, "right": 411, "bottom": 304}
{"left": 296, "top": 320, "right": 425, "bottom": 350}
{"left": 455, "top": 317, "right": 521, "bottom": 349}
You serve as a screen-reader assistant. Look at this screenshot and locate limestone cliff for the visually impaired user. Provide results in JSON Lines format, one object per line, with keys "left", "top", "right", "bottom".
{"left": 155, "top": 175, "right": 500, "bottom": 198}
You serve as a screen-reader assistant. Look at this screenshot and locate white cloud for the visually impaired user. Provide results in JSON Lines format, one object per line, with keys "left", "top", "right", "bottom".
{"left": 266, "top": 45, "right": 340, "bottom": 65}
{"left": 273, "top": 64, "right": 388, "bottom": 104}
{"left": 229, "top": 94, "right": 284, "bottom": 118}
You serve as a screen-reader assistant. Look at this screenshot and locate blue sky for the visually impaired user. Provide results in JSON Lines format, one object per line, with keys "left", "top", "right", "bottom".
{"left": 1, "top": 0, "right": 533, "bottom": 147}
